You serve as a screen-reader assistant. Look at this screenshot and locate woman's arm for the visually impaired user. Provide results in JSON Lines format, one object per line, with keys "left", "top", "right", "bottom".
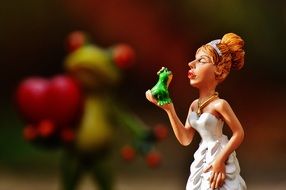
{"left": 214, "top": 99, "right": 245, "bottom": 163}
{"left": 205, "top": 99, "right": 245, "bottom": 189}
{"left": 165, "top": 103, "right": 195, "bottom": 146}
{"left": 145, "top": 90, "right": 195, "bottom": 146}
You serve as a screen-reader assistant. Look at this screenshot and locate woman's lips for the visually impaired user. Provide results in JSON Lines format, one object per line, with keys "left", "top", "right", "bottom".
{"left": 188, "top": 70, "right": 196, "bottom": 79}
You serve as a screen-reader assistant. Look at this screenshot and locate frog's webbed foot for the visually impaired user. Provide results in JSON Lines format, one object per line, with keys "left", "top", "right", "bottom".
{"left": 153, "top": 91, "right": 163, "bottom": 101}
{"left": 150, "top": 89, "right": 159, "bottom": 98}
{"left": 157, "top": 98, "right": 172, "bottom": 106}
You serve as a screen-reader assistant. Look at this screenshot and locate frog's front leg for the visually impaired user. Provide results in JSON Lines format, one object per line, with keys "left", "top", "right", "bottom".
{"left": 151, "top": 88, "right": 160, "bottom": 100}
{"left": 157, "top": 92, "right": 172, "bottom": 106}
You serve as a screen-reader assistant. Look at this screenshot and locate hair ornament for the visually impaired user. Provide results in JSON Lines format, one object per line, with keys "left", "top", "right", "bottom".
{"left": 208, "top": 39, "right": 222, "bottom": 56}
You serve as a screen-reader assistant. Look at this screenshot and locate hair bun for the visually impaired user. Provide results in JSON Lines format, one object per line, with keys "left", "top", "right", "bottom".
{"left": 221, "top": 33, "right": 245, "bottom": 70}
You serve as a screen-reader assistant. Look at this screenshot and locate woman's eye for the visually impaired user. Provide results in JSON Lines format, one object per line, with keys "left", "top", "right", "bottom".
{"left": 198, "top": 58, "right": 207, "bottom": 63}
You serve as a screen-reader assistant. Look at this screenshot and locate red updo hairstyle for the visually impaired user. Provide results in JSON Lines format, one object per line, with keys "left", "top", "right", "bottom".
{"left": 197, "top": 33, "right": 245, "bottom": 82}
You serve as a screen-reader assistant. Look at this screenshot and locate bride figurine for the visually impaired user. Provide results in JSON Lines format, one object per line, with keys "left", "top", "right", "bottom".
{"left": 146, "top": 33, "right": 247, "bottom": 190}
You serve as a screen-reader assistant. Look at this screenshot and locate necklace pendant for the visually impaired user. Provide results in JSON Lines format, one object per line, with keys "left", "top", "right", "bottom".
{"left": 196, "top": 92, "right": 219, "bottom": 117}
{"left": 197, "top": 109, "right": 201, "bottom": 116}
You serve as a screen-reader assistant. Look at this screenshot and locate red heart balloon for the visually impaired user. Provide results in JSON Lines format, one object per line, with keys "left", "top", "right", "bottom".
{"left": 16, "top": 75, "right": 83, "bottom": 126}
{"left": 16, "top": 77, "right": 50, "bottom": 123}
{"left": 46, "top": 75, "right": 83, "bottom": 126}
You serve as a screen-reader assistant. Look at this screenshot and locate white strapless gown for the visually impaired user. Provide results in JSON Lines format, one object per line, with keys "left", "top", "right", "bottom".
{"left": 186, "top": 112, "right": 246, "bottom": 190}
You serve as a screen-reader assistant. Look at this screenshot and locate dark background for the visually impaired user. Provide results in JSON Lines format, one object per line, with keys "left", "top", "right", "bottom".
{"left": 1, "top": 0, "right": 286, "bottom": 189}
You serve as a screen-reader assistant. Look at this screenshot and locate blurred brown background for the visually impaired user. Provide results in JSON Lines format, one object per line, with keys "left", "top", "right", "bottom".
{"left": 1, "top": 0, "right": 286, "bottom": 189}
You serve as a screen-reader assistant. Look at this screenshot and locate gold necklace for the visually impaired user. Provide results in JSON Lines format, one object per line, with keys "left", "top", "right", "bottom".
{"left": 197, "top": 92, "right": 219, "bottom": 116}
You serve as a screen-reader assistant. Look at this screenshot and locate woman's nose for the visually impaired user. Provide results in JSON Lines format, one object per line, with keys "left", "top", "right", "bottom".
{"left": 188, "top": 60, "right": 196, "bottom": 68}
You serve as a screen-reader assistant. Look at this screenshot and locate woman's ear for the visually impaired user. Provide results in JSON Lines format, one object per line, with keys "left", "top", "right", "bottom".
{"left": 214, "top": 67, "right": 228, "bottom": 82}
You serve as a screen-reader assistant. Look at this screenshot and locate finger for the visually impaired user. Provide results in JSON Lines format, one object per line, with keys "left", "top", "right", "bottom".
{"left": 211, "top": 179, "right": 216, "bottom": 190}
{"left": 145, "top": 90, "right": 151, "bottom": 100}
{"left": 215, "top": 173, "right": 222, "bottom": 189}
{"left": 220, "top": 173, "right": 226, "bottom": 187}
{"left": 203, "top": 164, "right": 212, "bottom": 173}
{"left": 209, "top": 172, "right": 216, "bottom": 185}
{"left": 145, "top": 90, "right": 155, "bottom": 103}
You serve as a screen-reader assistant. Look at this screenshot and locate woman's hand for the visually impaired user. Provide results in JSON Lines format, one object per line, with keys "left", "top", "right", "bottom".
{"left": 204, "top": 159, "right": 226, "bottom": 189}
{"left": 145, "top": 90, "right": 173, "bottom": 111}
{"left": 145, "top": 90, "right": 157, "bottom": 104}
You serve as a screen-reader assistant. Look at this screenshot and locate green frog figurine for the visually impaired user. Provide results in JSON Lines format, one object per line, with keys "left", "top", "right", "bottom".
{"left": 151, "top": 67, "right": 173, "bottom": 106}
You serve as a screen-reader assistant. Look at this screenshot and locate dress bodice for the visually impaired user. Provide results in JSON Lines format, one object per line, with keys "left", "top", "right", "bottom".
{"left": 186, "top": 112, "right": 247, "bottom": 190}
{"left": 188, "top": 112, "right": 224, "bottom": 143}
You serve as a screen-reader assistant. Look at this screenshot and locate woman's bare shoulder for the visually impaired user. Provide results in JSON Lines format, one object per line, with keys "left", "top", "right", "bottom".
{"left": 189, "top": 99, "right": 199, "bottom": 112}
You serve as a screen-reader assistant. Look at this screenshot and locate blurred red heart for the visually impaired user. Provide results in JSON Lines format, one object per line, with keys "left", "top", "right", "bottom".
{"left": 16, "top": 77, "right": 50, "bottom": 122}
{"left": 16, "top": 75, "right": 83, "bottom": 126}
{"left": 46, "top": 75, "right": 83, "bottom": 125}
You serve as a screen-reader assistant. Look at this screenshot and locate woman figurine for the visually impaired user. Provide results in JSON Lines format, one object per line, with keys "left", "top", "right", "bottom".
{"left": 146, "top": 33, "right": 247, "bottom": 190}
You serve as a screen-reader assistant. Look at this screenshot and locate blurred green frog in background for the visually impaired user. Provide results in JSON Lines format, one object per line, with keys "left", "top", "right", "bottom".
{"left": 16, "top": 31, "right": 167, "bottom": 190}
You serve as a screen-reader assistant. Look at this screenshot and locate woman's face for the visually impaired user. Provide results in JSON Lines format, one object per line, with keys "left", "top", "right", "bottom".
{"left": 188, "top": 49, "right": 217, "bottom": 89}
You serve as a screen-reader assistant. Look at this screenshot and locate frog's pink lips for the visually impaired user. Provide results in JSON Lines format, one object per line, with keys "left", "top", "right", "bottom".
{"left": 188, "top": 70, "right": 196, "bottom": 79}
